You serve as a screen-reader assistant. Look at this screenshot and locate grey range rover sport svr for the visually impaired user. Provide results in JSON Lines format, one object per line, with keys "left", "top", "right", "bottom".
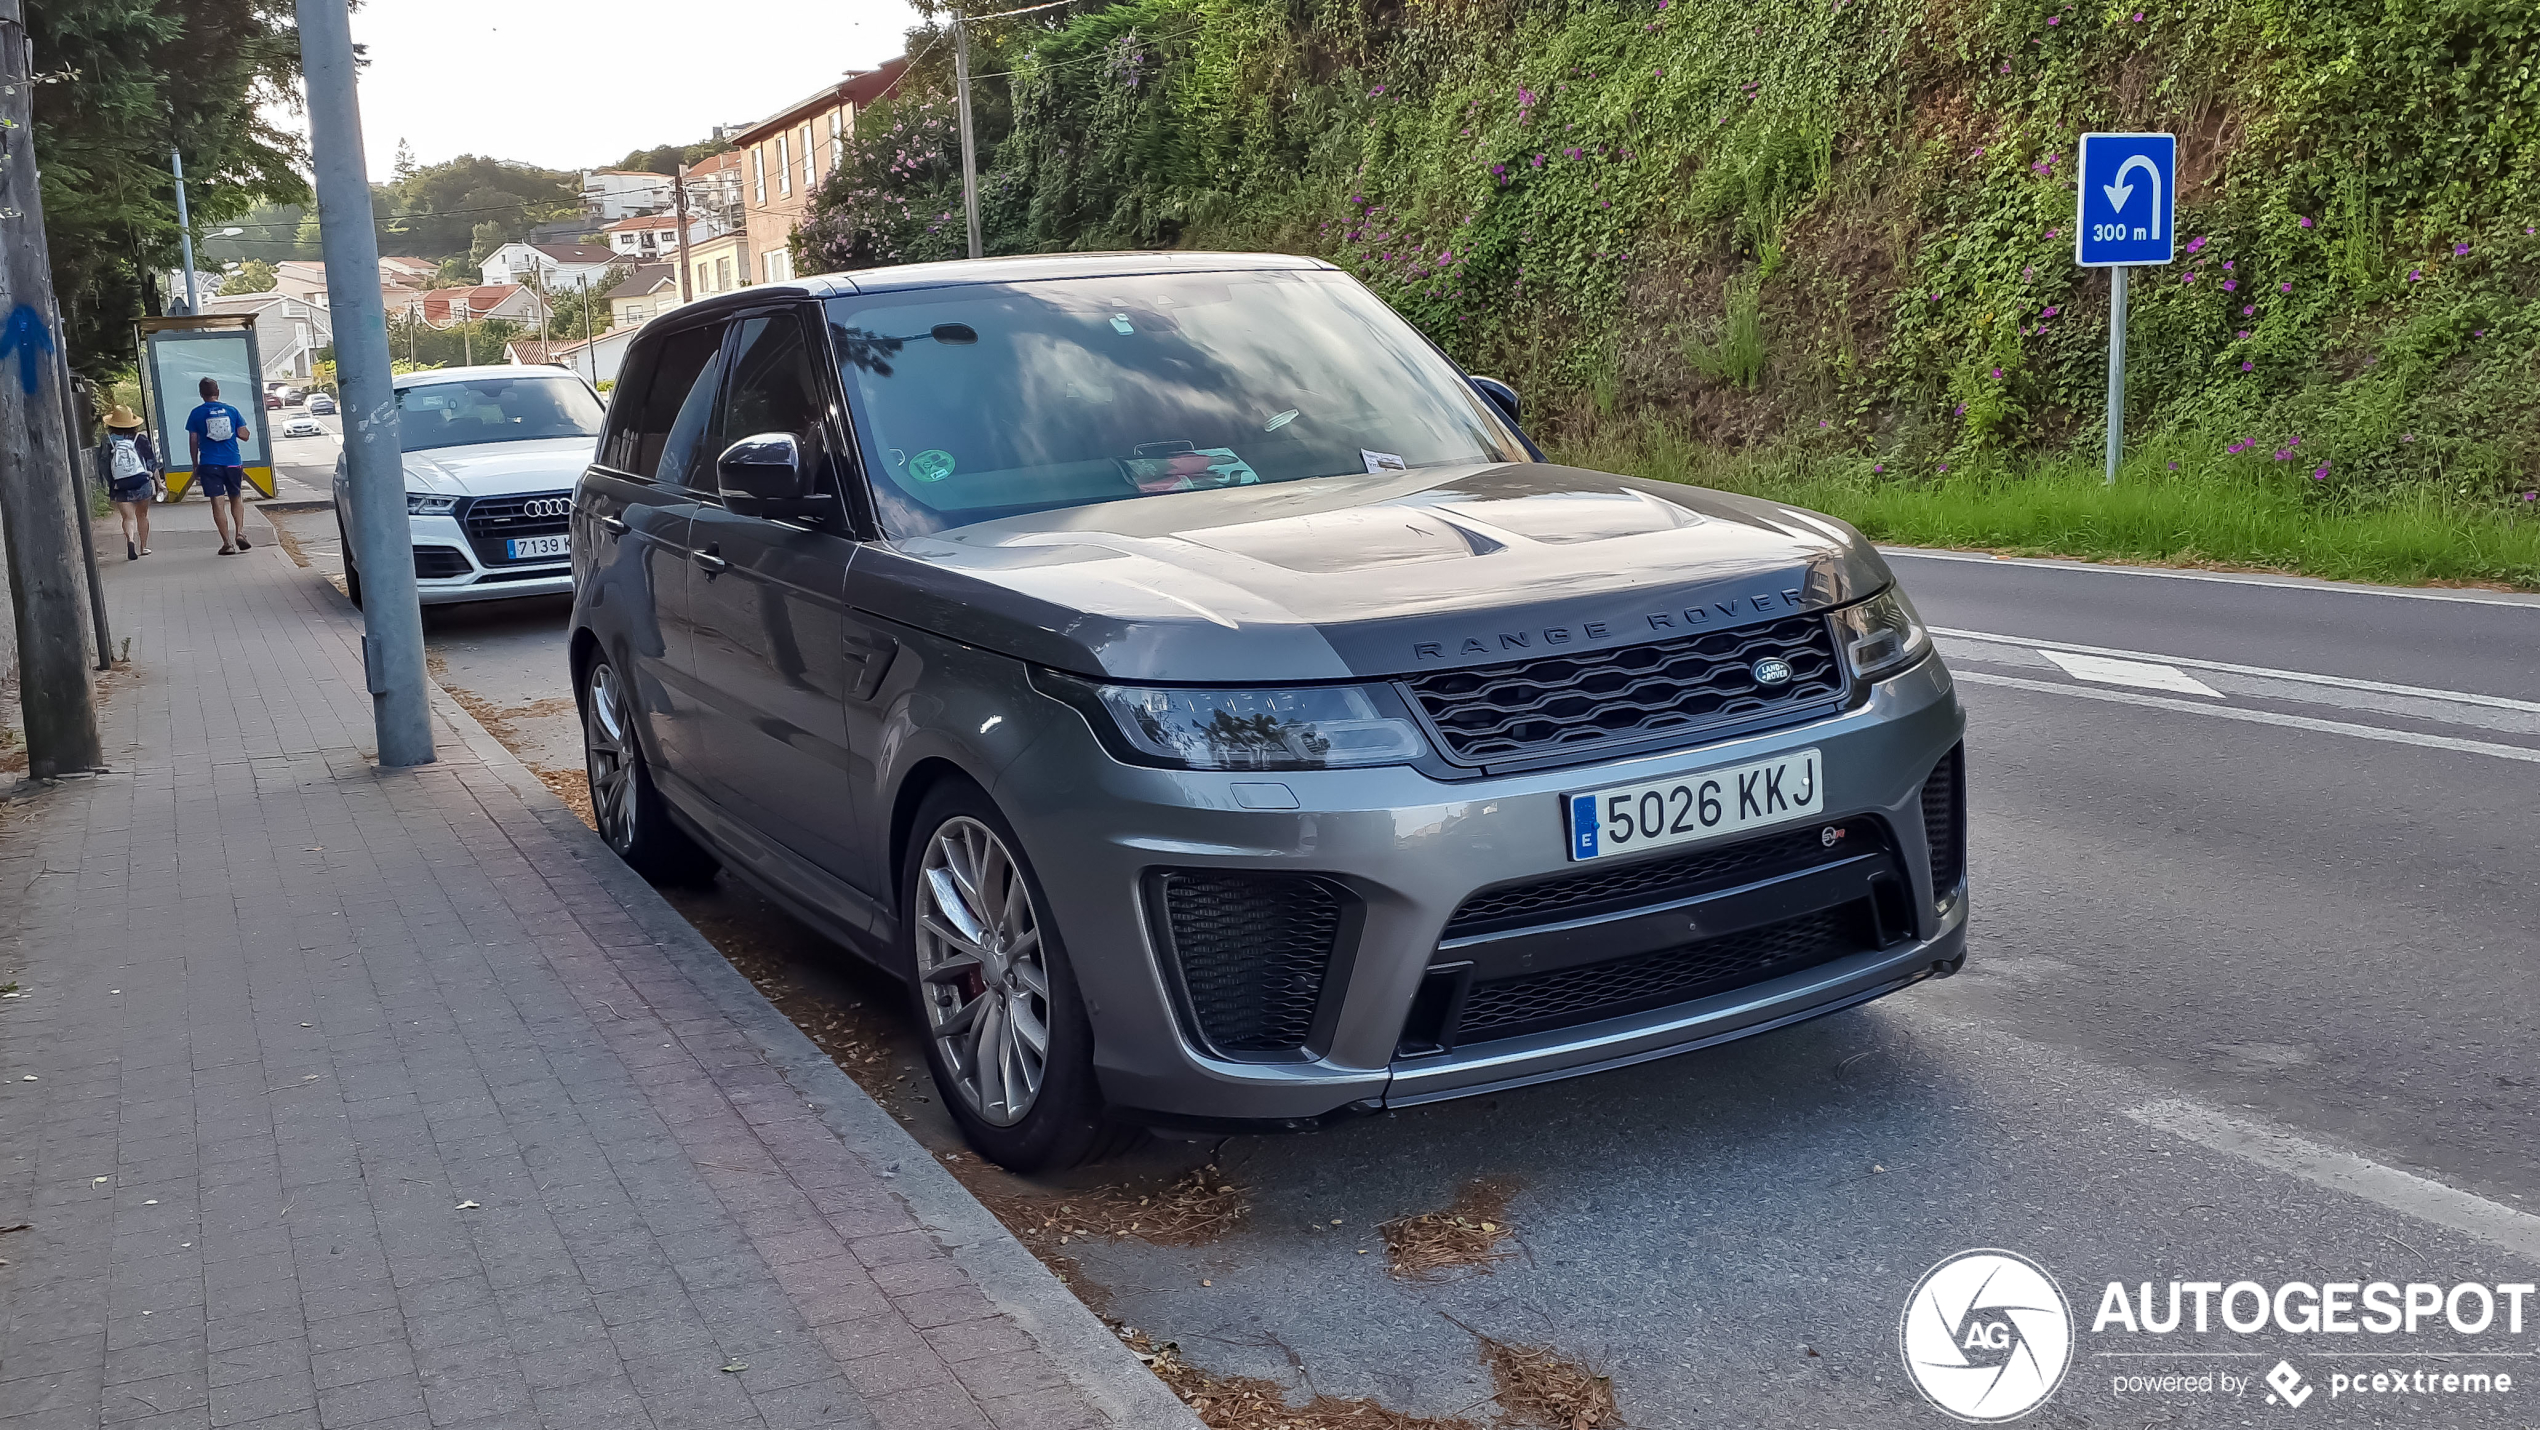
{"left": 567, "top": 251, "right": 1967, "bottom": 1171}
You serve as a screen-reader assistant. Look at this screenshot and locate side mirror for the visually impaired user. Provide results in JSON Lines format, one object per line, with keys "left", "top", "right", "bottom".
{"left": 1468, "top": 375, "right": 1522, "bottom": 426}
{"left": 715, "top": 432, "right": 823, "bottom": 518}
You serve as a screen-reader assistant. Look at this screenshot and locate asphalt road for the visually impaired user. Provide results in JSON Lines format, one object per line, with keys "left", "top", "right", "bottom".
{"left": 254, "top": 507, "right": 2540, "bottom": 1427}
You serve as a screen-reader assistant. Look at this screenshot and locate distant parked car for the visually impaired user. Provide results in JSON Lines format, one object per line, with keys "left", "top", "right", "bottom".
{"left": 264, "top": 392, "right": 283, "bottom": 409}
{"left": 333, "top": 364, "right": 599, "bottom": 607}
{"left": 280, "top": 415, "right": 323, "bottom": 438}
{"left": 307, "top": 393, "right": 337, "bottom": 415}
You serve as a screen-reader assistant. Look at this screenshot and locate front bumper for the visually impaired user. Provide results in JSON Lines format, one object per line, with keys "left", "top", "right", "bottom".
{"left": 405, "top": 509, "right": 573, "bottom": 605}
{"left": 994, "top": 652, "right": 1968, "bottom": 1125}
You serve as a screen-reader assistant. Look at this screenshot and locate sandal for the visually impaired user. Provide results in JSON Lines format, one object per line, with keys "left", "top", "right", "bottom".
{"left": 218, "top": 545, "right": 237, "bottom": 555}
{"left": 235, "top": 536, "right": 253, "bottom": 549}
{"left": 126, "top": 541, "right": 138, "bottom": 561}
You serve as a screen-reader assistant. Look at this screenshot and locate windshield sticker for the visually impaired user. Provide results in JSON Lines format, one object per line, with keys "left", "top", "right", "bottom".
{"left": 1361, "top": 448, "right": 1408, "bottom": 474}
{"left": 1263, "top": 408, "right": 1300, "bottom": 432}
{"left": 908, "top": 448, "right": 957, "bottom": 483}
{"left": 1110, "top": 313, "right": 1135, "bottom": 335}
{"left": 1122, "top": 447, "right": 1261, "bottom": 494}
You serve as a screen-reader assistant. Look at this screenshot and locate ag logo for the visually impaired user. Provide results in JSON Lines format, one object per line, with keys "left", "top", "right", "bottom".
{"left": 1900, "top": 1249, "right": 2073, "bottom": 1422}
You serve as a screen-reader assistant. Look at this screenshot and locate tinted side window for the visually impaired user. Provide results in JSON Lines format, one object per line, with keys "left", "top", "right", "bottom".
{"left": 620, "top": 322, "right": 725, "bottom": 482}
{"left": 717, "top": 312, "right": 828, "bottom": 480}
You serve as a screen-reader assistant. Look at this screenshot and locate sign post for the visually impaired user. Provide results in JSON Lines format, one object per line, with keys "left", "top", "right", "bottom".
{"left": 2075, "top": 132, "right": 2176, "bottom": 483}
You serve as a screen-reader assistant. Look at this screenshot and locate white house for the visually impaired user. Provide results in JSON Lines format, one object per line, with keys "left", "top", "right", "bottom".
{"left": 478, "top": 242, "right": 619, "bottom": 292}
{"left": 511, "top": 324, "right": 639, "bottom": 387}
{"left": 199, "top": 292, "right": 332, "bottom": 380}
{"left": 598, "top": 213, "right": 714, "bottom": 262}
{"left": 581, "top": 169, "right": 675, "bottom": 222}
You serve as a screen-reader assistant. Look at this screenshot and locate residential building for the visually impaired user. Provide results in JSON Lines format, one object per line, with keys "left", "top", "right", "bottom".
{"left": 478, "top": 242, "right": 619, "bottom": 292}
{"left": 606, "top": 265, "right": 681, "bottom": 327}
{"left": 503, "top": 339, "right": 564, "bottom": 367}
{"left": 681, "top": 231, "right": 751, "bottom": 301}
{"left": 198, "top": 293, "right": 332, "bottom": 380}
{"left": 682, "top": 151, "right": 747, "bottom": 234}
{"left": 398, "top": 284, "right": 539, "bottom": 327}
{"left": 734, "top": 57, "right": 908, "bottom": 287}
{"left": 379, "top": 255, "right": 439, "bottom": 289}
{"left": 262, "top": 256, "right": 433, "bottom": 306}
{"left": 600, "top": 213, "right": 713, "bottom": 263}
{"left": 581, "top": 169, "right": 675, "bottom": 221}
{"left": 512, "top": 325, "right": 638, "bottom": 387}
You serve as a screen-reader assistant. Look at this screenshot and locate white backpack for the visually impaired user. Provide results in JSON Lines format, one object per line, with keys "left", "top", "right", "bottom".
{"left": 110, "top": 436, "right": 146, "bottom": 480}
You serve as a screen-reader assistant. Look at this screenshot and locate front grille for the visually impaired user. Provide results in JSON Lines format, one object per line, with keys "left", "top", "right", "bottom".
{"left": 1400, "top": 613, "right": 1844, "bottom": 765}
{"left": 1455, "top": 905, "right": 1874, "bottom": 1042}
{"left": 461, "top": 491, "right": 573, "bottom": 566}
{"left": 1921, "top": 744, "right": 1965, "bottom": 902}
{"left": 1155, "top": 871, "right": 1346, "bottom": 1056}
{"left": 414, "top": 546, "right": 472, "bottom": 579}
{"left": 1444, "top": 817, "right": 1886, "bottom": 939}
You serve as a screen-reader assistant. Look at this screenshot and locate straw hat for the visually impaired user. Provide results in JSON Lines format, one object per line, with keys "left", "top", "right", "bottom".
{"left": 104, "top": 405, "right": 144, "bottom": 430}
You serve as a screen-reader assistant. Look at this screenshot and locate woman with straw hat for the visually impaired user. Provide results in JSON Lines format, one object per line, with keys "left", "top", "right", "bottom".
{"left": 104, "top": 405, "right": 160, "bottom": 560}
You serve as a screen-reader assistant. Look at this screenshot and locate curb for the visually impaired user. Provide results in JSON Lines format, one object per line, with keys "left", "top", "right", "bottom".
{"left": 397, "top": 603, "right": 1204, "bottom": 1428}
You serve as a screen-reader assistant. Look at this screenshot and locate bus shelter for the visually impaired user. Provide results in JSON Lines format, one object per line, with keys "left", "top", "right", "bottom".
{"left": 137, "top": 314, "right": 278, "bottom": 500}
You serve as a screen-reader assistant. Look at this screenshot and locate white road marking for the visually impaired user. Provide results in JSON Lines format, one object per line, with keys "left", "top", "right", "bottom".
{"left": 1883, "top": 547, "right": 2540, "bottom": 610}
{"left": 1935, "top": 627, "right": 2540, "bottom": 714}
{"left": 2125, "top": 1099, "right": 2540, "bottom": 1264}
{"left": 2034, "top": 649, "right": 2222, "bottom": 697}
{"left": 1956, "top": 671, "right": 2540, "bottom": 763}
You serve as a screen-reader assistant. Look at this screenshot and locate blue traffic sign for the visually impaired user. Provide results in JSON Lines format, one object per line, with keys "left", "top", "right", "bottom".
{"left": 2075, "top": 132, "right": 2176, "bottom": 267}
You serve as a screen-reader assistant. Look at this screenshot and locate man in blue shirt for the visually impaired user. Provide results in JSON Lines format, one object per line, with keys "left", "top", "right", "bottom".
{"left": 185, "top": 377, "right": 256, "bottom": 554}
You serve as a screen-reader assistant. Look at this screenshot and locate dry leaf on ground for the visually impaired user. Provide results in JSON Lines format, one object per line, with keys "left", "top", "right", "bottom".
{"left": 1380, "top": 1179, "right": 1519, "bottom": 1281}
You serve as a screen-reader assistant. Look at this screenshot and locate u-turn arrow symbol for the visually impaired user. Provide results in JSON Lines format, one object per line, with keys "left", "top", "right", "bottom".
{"left": 2102, "top": 155, "right": 2164, "bottom": 239}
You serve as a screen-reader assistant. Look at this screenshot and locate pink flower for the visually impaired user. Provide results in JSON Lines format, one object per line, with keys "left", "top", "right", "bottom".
{"left": 2240, "top": 361, "right": 2254, "bottom": 371}
{"left": 2222, "top": 279, "right": 2237, "bottom": 291}
{"left": 2042, "top": 305, "right": 2060, "bottom": 318}
{"left": 2186, "top": 236, "right": 2208, "bottom": 253}
{"left": 2406, "top": 269, "right": 2421, "bottom": 281}
{"left": 2299, "top": 216, "right": 2314, "bottom": 228}
{"left": 2046, "top": 13, "right": 2060, "bottom": 22}
{"left": 2183, "top": 271, "right": 2197, "bottom": 283}
{"left": 2454, "top": 242, "right": 2470, "bottom": 256}
{"left": 1937, "top": 463, "right": 1950, "bottom": 472}
{"left": 1991, "top": 367, "right": 2003, "bottom": 378}
{"left": 1873, "top": 464, "right": 1885, "bottom": 473}
{"left": 2279, "top": 281, "right": 2293, "bottom": 293}
{"left": 2046, "top": 228, "right": 2060, "bottom": 240}
{"left": 2242, "top": 305, "right": 2255, "bottom": 315}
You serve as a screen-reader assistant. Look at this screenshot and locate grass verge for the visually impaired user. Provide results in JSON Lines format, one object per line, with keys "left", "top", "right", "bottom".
{"left": 1553, "top": 427, "right": 2540, "bottom": 591}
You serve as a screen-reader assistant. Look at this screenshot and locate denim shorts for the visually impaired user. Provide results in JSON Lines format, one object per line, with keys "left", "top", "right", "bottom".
{"left": 196, "top": 466, "right": 244, "bottom": 499}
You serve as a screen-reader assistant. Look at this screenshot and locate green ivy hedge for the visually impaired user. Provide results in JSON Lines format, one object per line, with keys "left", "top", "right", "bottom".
{"left": 794, "top": 0, "right": 2540, "bottom": 507}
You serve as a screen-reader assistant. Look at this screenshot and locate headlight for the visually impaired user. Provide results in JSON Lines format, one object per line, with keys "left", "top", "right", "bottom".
{"left": 407, "top": 492, "right": 457, "bottom": 516}
{"left": 1050, "top": 675, "right": 1430, "bottom": 770}
{"left": 1828, "top": 587, "right": 1932, "bottom": 681}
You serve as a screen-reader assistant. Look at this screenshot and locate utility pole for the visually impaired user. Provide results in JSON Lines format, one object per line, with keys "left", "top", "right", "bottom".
{"left": 0, "top": 0, "right": 104, "bottom": 776}
{"left": 171, "top": 146, "right": 199, "bottom": 313}
{"left": 297, "top": 0, "right": 434, "bottom": 766}
{"left": 954, "top": 10, "right": 983, "bottom": 260}
{"left": 673, "top": 163, "right": 693, "bottom": 305}
{"left": 579, "top": 276, "right": 593, "bottom": 385}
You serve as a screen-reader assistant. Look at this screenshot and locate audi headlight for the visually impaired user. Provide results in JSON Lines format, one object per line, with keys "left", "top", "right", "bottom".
{"left": 407, "top": 492, "right": 457, "bottom": 516}
{"left": 1829, "top": 588, "right": 1932, "bottom": 681}
{"left": 1043, "top": 673, "right": 1430, "bottom": 770}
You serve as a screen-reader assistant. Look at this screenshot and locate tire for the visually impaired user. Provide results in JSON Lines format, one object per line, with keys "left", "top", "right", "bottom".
{"left": 902, "top": 780, "right": 1134, "bottom": 1172}
{"left": 337, "top": 511, "right": 364, "bottom": 609}
{"left": 581, "top": 655, "right": 717, "bottom": 885}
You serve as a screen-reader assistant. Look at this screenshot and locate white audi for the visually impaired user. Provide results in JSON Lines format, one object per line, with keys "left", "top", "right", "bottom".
{"left": 332, "top": 365, "right": 601, "bottom": 607}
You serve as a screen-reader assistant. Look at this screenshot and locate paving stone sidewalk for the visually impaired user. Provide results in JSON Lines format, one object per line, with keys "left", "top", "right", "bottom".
{"left": 0, "top": 510, "right": 1199, "bottom": 1430}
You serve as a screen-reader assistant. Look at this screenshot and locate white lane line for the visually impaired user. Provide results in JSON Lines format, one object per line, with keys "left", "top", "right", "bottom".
{"left": 2035, "top": 649, "right": 2223, "bottom": 697}
{"left": 2125, "top": 1099, "right": 2540, "bottom": 1264}
{"left": 1936, "top": 627, "right": 2540, "bottom": 714}
{"left": 1956, "top": 671, "right": 2540, "bottom": 763}
{"left": 1883, "top": 547, "right": 2540, "bottom": 610}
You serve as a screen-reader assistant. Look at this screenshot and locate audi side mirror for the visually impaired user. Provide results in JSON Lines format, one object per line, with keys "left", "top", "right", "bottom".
{"left": 715, "top": 432, "right": 825, "bottom": 519}
{"left": 1468, "top": 375, "right": 1522, "bottom": 425}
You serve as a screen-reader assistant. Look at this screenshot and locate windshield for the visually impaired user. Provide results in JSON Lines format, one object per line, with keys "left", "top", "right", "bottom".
{"left": 824, "top": 270, "right": 1524, "bottom": 535}
{"left": 394, "top": 374, "right": 603, "bottom": 453}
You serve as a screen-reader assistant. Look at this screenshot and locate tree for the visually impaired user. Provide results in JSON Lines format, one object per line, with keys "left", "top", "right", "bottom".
{"left": 376, "top": 156, "right": 581, "bottom": 263}
{"left": 217, "top": 259, "right": 277, "bottom": 295}
{"left": 613, "top": 138, "right": 736, "bottom": 176}
{"left": 30, "top": 0, "right": 311, "bottom": 376}
{"left": 537, "top": 266, "right": 625, "bottom": 341}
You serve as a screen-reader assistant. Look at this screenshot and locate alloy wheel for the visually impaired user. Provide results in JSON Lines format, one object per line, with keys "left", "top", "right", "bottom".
{"left": 584, "top": 663, "right": 636, "bottom": 850}
{"left": 914, "top": 817, "right": 1051, "bottom": 1127}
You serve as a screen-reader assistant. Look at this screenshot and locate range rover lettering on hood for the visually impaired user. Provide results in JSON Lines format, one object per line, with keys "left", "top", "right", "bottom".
{"left": 1412, "top": 586, "right": 1813, "bottom": 662}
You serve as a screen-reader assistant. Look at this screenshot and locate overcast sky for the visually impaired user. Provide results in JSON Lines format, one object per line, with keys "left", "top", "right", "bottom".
{"left": 295, "top": 0, "right": 923, "bottom": 176}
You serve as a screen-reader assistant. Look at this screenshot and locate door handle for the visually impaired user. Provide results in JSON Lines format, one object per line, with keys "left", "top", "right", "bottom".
{"left": 598, "top": 514, "right": 628, "bottom": 534}
{"left": 694, "top": 543, "right": 729, "bottom": 575}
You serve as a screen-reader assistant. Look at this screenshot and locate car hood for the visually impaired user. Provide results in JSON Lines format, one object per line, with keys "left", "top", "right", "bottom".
{"left": 849, "top": 462, "right": 1895, "bottom": 682}
{"left": 398, "top": 437, "right": 595, "bottom": 498}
